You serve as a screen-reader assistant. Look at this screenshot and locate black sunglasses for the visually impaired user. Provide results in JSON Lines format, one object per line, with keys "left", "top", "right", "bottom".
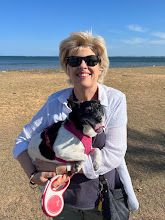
{"left": 66, "top": 55, "right": 100, "bottom": 67}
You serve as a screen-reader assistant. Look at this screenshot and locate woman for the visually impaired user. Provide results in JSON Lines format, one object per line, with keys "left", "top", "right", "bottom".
{"left": 13, "top": 32, "right": 138, "bottom": 219}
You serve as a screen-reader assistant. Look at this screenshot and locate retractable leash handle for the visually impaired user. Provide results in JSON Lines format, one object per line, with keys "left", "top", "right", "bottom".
{"left": 42, "top": 175, "right": 70, "bottom": 218}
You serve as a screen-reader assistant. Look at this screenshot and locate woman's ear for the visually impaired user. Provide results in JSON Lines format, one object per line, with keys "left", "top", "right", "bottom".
{"left": 99, "top": 66, "right": 103, "bottom": 72}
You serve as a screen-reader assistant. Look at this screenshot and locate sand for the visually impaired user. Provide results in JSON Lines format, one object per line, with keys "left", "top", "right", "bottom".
{"left": 0, "top": 66, "right": 165, "bottom": 219}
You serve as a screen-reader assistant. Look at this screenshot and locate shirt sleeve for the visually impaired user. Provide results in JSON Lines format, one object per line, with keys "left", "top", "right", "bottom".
{"left": 82, "top": 94, "right": 127, "bottom": 179}
{"left": 13, "top": 99, "right": 50, "bottom": 159}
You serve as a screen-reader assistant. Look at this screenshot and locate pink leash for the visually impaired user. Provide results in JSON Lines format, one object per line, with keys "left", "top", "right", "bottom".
{"left": 42, "top": 175, "right": 70, "bottom": 217}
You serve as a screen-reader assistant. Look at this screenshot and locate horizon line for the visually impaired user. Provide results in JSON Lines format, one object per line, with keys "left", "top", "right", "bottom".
{"left": 0, "top": 55, "right": 165, "bottom": 58}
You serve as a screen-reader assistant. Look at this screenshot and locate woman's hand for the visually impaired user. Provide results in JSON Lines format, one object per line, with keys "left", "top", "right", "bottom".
{"left": 32, "top": 159, "right": 71, "bottom": 186}
{"left": 17, "top": 151, "right": 71, "bottom": 187}
{"left": 52, "top": 174, "right": 70, "bottom": 188}
{"left": 31, "top": 171, "right": 70, "bottom": 188}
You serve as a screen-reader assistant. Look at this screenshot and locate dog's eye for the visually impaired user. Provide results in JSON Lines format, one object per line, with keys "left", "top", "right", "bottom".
{"left": 96, "top": 117, "right": 102, "bottom": 122}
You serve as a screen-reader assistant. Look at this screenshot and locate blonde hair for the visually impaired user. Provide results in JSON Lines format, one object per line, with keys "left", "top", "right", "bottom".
{"left": 59, "top": 31, "right": 109, "bottom": 83}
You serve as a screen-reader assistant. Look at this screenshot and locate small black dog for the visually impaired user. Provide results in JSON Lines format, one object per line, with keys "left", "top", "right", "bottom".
{"left": 28, "top": 99, "right": 104, "bottom": 171}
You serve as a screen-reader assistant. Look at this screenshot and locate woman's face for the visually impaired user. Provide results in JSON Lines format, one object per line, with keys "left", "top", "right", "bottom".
{"left": 66, "top": 47, "right": 101, "bottom": 90}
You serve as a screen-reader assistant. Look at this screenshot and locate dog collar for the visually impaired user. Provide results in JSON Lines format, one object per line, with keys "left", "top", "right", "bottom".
{"left": 64, "top": 121, "right": 92, "bottom": 155}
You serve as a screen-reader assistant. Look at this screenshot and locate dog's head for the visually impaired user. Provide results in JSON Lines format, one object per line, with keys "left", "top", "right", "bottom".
{"left": 67, "top": 99, "right": 104, "bottom": 137}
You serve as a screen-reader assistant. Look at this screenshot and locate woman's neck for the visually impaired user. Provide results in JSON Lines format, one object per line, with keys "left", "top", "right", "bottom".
{"left": 73, "top": 85, "right": 98, "bottom": 102}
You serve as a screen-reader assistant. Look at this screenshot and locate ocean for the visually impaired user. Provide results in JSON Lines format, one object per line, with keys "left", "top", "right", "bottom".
{"left": 0, "top": 56, "right": 165, "bottom": 71}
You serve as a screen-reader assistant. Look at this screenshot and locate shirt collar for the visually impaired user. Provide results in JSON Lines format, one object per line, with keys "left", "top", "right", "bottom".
{"left": 58, "top": 88, "right": 72, "bottom": 105}
{"left": 97, "top": 83, "right": 108, "bottom": 107}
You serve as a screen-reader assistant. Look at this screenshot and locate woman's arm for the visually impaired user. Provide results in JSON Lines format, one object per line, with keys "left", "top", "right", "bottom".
{"left": 17, "top": 150, "right": 36, "bottom": 178}
{"left": 14, "top": 92, "right": 72, "bottom": 186}
{"left": 82, "top": 93, "right": 128, "bottom": 179}
{"left": 17, "top": 150, "right": 70, "bottom": 186}
{"left": 13, "top": 97, "right": 51, "bottom": 159}
{"left": 17, "top": 150, "right": 55, "bottom": 185}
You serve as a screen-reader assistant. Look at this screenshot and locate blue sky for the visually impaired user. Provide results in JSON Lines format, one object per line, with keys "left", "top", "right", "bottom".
{"left": 0, "top": 0, "right": 165, "bottom": 56}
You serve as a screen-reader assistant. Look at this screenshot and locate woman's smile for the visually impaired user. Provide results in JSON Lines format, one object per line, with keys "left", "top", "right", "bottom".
{"left": 76, "top": 71, "right": 92, "bottom": 78}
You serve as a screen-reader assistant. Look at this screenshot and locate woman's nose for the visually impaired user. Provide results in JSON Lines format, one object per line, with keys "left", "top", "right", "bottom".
{"left": 79, "top": 59, "right": 88, "bottom": 68}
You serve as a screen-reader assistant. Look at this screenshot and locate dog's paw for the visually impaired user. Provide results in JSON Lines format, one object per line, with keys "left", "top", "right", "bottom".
{"left": 72, "top": 161, "right": 83, "bottom": 173}
{"left": 93, "top": 161, "right": 99, "bottom": 171}
{"left": 90, "top": 148, "right": 102, "bottom": 171}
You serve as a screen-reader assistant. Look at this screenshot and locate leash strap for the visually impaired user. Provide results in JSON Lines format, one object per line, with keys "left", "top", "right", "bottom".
{"left": 98, "top": 175, "right": 111, "bottom": 219}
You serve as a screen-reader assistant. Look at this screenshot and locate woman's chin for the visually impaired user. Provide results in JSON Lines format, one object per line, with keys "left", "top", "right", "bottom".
{"left": 75, "top": 79, "right": 95, "bottom": 88}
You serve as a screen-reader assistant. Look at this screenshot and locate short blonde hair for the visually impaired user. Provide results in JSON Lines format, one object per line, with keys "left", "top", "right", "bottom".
{"left": 59, "top": 31, "right": 109, "bottom": 83}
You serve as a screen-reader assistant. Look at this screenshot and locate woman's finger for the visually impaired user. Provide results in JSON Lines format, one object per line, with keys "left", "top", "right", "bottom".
{"left": 52, "top": 175, "right": 70, "bottom": 188}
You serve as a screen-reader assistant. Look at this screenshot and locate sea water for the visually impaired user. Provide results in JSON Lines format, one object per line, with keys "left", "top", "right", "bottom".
{"left": 0, "top": 56, "right": 165, "bottom": 71}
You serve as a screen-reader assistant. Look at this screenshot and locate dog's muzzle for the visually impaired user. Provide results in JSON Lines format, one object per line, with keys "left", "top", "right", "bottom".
{"left": 93, "top": 124, "right": 104, "bottom": 134}
{"left": 94, "top": 125, "right": 104, "bottom": 134}
{"left": 83, "top": 123, "right": 104, "bottom": 137}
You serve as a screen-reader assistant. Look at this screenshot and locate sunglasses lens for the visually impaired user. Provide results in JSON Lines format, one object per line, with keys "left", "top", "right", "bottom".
{"left": 85, "top": 56, "right": 100, "bottom": 66}
{"left": 66, "top": 57, "right": 81, "bottom": 67}
{"left": 66, "top": 55, "right": 100, "bottom": 67}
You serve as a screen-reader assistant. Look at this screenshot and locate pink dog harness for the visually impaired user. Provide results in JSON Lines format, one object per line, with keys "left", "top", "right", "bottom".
{"left": 64, "top": 120, "right": 93, "bottom": 155}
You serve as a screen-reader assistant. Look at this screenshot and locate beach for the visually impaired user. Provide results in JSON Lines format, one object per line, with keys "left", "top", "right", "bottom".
{"left": 0, "top": 66, "right": 164, "bottom": 219}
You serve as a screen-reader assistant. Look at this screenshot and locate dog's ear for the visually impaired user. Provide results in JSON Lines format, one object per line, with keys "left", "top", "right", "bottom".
{"left": 94, "top": 100, "right": 101, "bottom": 105}
{"left": 90, "top": 100, "right": 101, "bottom": 108}
{"left": 67, "top": 99, "right": 80, "bottom": 110}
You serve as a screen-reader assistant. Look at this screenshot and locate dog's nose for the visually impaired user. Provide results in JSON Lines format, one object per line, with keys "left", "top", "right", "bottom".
{"left": 97, "top": 116, "right": 102, "bottom": 122}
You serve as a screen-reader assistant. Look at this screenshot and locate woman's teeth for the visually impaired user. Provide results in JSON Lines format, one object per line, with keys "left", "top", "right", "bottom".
{"left": 78, "top": 73, "right": 92, "bottom": 77}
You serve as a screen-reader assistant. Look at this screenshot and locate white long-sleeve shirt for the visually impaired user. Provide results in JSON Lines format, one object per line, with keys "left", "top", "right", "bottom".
{"left": 13, "top": 83, "right": 127, "bottom": 179}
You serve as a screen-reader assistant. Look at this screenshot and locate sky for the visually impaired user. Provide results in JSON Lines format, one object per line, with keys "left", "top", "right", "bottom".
{"left": 0, "top": 0, "right": 165, "bottom": 56}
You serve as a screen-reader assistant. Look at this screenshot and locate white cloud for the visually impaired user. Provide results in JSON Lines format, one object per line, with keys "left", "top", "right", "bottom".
{"left": 149, "top": 39, "right": 165, "bottom": 45}
{"left": 122, "top": 37, "right": 146, "bottom": 45}
{"left": 151, "top": 32, "right": 165, "bottom": 39}
{"left": 122, "top": 37, "right": 165, "bottom": 46}
{"left": 127, "top": 24, "right": 146, "bottom": 32}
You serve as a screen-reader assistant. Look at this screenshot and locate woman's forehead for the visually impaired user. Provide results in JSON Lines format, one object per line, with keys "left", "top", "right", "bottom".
{"left": 68, "top": 46, "right": 96, "bottom": 56}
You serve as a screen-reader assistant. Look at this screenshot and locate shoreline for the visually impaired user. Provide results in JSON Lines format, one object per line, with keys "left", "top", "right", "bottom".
{"left": 1, "top": 56, "right": 165, "bottom": 71}
{"left": 1, "top": 65, "right": 165, "bottom": 73}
